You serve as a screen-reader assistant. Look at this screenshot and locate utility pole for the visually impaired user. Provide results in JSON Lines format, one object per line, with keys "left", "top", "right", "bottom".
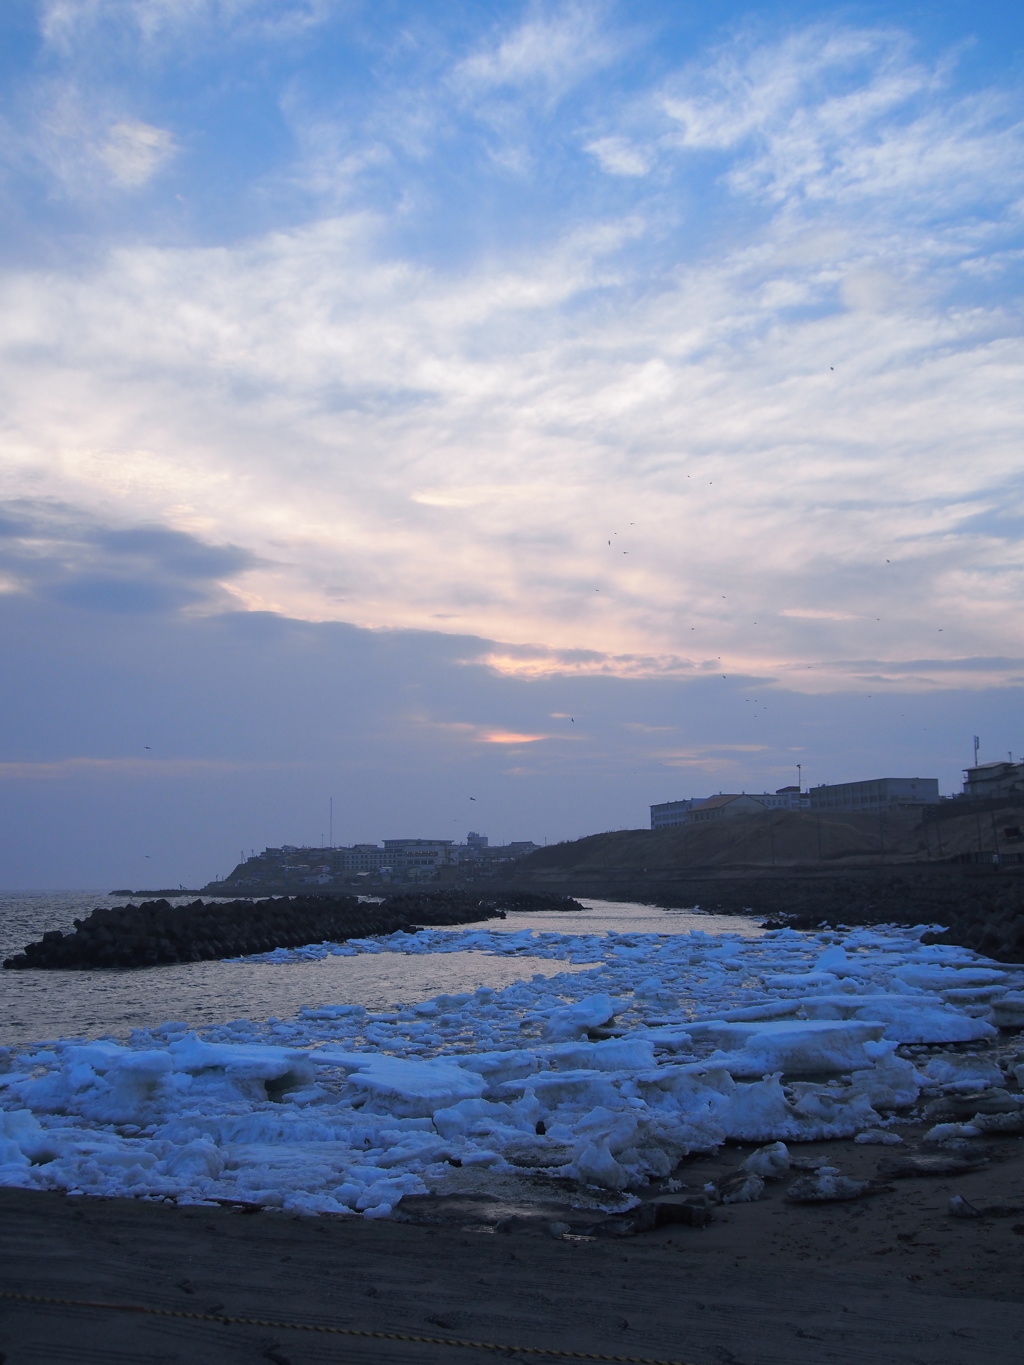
{"left": 973, "top": 735, "right": 980, "bottom": 768}
{"left": 329, "top": 797, "right": 333, "bottom": 850}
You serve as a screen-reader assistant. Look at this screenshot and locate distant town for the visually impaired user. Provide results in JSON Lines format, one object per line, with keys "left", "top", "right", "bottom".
{"left": 199, "top": 757, "right": 1024, "bottom": 894}
{"left": 206, "top": 833, "right": 541, "bottom": 894}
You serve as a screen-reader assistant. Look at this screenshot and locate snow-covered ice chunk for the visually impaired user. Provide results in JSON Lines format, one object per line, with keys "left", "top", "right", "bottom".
{"left": 762, "top": 971, "right": 840, "bottom": 990}
{"left": 923, "top": 1053, "right": 1005, "bottom": 1091}
{"left": 546, "top": 1038, "right": 656, "bottom": 1072}
{"left": 690, "top": 1019, "right": 886, "bottom": 1076}
{"left": 786, "top": 1167, "right": 871, "bottom": 1202}
{"left": 813, "top": 946, "right": 869, "bottom": 978}
{"left": 340, "top": 1056, "right": 486, "bottom": 1117}
{"left": 991, "top": 993, "right": 1024, "bottom": 1028}
{"left": 894, "top": 966, "right": 1014, "bottom": 991}
{"left": 742, "top": 1141, "right": 790, "bottom": 1179}
{"left": 801, "top": 996, "right": 996, "bottom": 1044}
{"left": 543, "top": 994, "right": 624, "bottom": 1041}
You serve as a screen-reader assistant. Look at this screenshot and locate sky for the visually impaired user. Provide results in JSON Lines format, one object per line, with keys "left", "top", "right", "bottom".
{"left": 1, "top": 0, "right": 1023, "bottom": 888}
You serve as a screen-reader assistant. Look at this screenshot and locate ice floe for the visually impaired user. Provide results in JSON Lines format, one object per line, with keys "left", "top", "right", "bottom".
{"left": 0, "top": 919, "right": 1021, "bottom": 1217}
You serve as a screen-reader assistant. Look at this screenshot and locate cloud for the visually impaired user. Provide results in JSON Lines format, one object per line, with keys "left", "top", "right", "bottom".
{"left": 478, "top": 729, "right": 554, "bottom": 744}
{"left": 1, "top": 589, "right": 1020, "bottom": 884}
{"left": 0, "top": 756, "right": 285, "bottom": 780}
{"left": 40, "top": 0, "right": 335, "bottom": 52}
{"left": 98, "top": 120, "right": 176, "bottom": 186}
{"left": 453, "top": 2, "right": 617, "bottom": 102}
{"left": 585, "top": 136, "right": 652, "bottom": 177}
{"left": 413, "top": 718, "right": 560, "bottom": 745}
{"left": 779, "top": 608, "right": 862, "bottom": 621}
{"left": 0, "top": 502, "right": 264, "bottom": 614}
{"left": 0, "top": 15, "right": 1022, "bottom": 694}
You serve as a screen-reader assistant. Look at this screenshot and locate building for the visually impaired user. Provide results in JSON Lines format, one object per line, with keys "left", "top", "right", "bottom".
{"left": 335, "top": 844, "right": 390, "bottom": 873}
{"left": 650, "top": 799, "right": 703, "bottom": 830}
{"left": 686, "top": 794, "right": 768, "bottom": 823}
{"left": 963, "top": 761, "right": 1024, "bottom": 801}
{"left": 807, "top": 778, "right": 939, "bottom": 813}
{"left": 752, "top": 786, "right": 809, "bottom": 811}
{"left": 454, "top": 836, "right": 540, "bottom": 868}
{"left": 651, "top": 787, "right": 808, "bottom": 828}
{"left": 382, "top": 839, "right": 455, "bottom": 875}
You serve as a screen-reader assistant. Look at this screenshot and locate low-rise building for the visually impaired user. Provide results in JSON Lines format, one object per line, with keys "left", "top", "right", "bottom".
{"left": 807, "top": 777, "right": 939, "bottom": 812}
{"left": 756, "top": 786, "right": 809, "bottom": 811}
{"left": 686, "top": 794, "right": 768, "bottom": 823}
{"left": 650, "top": 799, "right": 703, "bottom": 830}
{"left": 335, "top": 844, "right": 390, "bottom": 873}
{"left": 651, "top": 787, "right": 808, "bottom": 828}
{"left": 963, "top": 761, "right": 1024, "bottom": 801}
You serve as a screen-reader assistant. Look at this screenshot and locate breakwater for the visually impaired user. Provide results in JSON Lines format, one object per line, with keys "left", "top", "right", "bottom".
{"left": 3, "top": 890, "right": 583, "bottom": 970}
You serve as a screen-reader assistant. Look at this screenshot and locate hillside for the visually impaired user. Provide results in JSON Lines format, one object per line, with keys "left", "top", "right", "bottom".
{"left": 514, "top": 802, "right": 1023, "bottom": 879}
{"left": 494, "top": 805, "right": 1024, "bottom": 942}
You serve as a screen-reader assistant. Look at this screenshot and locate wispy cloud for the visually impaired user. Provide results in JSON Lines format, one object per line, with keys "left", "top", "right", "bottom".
{"left": 452, "top": 2, "right": 618, "bottom": 103}
{"left": 98, "top": 119, "right": 176, "bottom": 186}
{"left": 478, "top": 729, "right": 554, "bottom": 744}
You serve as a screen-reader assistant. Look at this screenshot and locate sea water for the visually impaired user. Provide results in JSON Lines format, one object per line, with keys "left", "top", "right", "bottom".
{"left": 0, "top": 892, "right": 763, "bottom": 1045}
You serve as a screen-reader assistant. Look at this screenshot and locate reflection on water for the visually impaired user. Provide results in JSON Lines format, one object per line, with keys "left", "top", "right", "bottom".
{"left": 0, "top": 891, "right": 762, "bottom": 1045}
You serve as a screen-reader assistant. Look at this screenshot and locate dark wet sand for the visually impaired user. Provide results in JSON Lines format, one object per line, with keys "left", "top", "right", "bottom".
{"left": 2, "top": 1130, "right": 1022, "bottom": 1365}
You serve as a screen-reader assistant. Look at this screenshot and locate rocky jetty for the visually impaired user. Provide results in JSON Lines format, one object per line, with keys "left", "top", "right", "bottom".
{"left": 760, "top": 874, "right": 1024, "bottom": 964}
{"left": 379, "top": 889, "right": 583, "bottom": 924}
{"left": 919, "top": 879, "right": 1024, "bottom": 963}
{"left": 2, "top": 889, "right": 583, "bottom": 970}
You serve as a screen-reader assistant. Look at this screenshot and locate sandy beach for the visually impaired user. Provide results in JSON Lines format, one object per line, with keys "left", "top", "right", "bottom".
{"left": 3, "top": 1121, "right": 1022, "bottom": 1365}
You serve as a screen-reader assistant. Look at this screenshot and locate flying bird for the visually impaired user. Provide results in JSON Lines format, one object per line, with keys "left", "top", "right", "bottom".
{"left": 469, "top": 796, "right": 476, "bottom": 801}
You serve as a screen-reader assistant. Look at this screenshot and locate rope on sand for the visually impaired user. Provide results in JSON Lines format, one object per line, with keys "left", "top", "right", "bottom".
{"left": 0, "top": 1289, "right": 698, "bottom": 1364}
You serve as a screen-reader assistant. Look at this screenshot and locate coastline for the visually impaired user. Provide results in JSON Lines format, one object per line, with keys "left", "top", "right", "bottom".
{"left": 3, "top": 1122, "right": 1023, "bottom": 1365}
{"left": 2, "top": 896, "right": 1022, "bottom": 1363}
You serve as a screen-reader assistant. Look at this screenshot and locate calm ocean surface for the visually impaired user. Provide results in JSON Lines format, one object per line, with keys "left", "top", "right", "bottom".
{"left": 0, "top": 892, "right": 763, "bottom": 1045}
